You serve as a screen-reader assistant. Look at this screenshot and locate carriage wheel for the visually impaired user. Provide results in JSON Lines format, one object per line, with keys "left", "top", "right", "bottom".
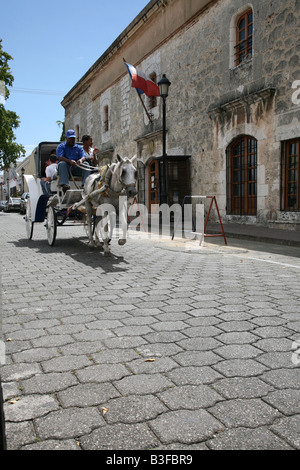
{"left": 46, "top": 206, "right": 57, "bottom": 246}
{"left": 25, "top": 202, "right": 34, "bottom": 240}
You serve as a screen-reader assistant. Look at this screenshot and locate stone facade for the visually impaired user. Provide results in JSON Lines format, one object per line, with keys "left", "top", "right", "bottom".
{"left": 62, "top": 0, "right": 300, "bottom": 229}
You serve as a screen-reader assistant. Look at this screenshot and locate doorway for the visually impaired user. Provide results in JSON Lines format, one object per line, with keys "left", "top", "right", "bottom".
{"left": 148, "top": 159, "right": 159, "bottom": 212}
{"left": 227, "top": 135, "right": 257, "bottom": 216}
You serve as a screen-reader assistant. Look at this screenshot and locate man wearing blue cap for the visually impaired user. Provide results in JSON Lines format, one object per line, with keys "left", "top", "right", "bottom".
{"left": 56, "top": 130, "right": 90, "bottom": 192}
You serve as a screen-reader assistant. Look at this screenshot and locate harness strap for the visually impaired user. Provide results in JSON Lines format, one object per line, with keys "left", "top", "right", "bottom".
{"left": 76, "top": 163, "right": 99, "bottom": 171}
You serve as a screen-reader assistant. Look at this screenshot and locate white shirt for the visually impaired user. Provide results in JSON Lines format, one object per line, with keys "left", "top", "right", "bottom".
{"left": 46, "top": 163, "right": 57, "bottom": 180}
{"left": 84, "top": 148, "right": 94, "bottom": 160}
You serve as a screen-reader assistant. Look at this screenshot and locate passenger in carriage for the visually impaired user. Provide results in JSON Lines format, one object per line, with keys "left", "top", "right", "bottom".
{"left": 82, "top": 135, "right": 99, "bottom": 170}
{"left": 44, "top": 149, "right": 57, "bottom": 170}
{"left": 40, "top": 154, "right": 57, "bottom": 195}
{"left": 56, "top": 129, "right": 90, "bottom": 192}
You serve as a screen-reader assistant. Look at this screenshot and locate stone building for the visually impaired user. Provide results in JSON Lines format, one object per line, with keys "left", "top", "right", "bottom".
{"left": 61, "top": 0, "right": 300, "bottom": 229}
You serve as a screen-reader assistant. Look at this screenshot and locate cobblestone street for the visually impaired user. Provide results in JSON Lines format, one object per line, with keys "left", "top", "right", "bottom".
{"left": 1, "top": 212, "right": 300, "bottom": 450}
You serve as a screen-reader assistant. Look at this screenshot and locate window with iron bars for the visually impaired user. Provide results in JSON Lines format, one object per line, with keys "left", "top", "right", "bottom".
{"left": 226, "top": 135, "right": 257, "bottom": 216}
{"left": 281, "top": 138, "right": 300, "bottom": 211}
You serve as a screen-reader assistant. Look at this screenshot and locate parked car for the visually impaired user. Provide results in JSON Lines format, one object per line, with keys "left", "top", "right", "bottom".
{"left": 3, "top": 197, "right": 21, "bottom": 212}
{"left": 20, "top": 192, "right": 29, "bottom": 214}
{"left": 0, "top": 201, "right": 7, "bottom": 212}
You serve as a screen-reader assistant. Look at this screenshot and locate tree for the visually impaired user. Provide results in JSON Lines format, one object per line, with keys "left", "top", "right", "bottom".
{"left": 0, "top": 39, "right": 25, "bottom": 170}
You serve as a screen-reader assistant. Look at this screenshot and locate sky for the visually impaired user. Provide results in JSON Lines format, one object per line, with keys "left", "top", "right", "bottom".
{"left": 1, "top": 0, "right": 149, "bottom": 160}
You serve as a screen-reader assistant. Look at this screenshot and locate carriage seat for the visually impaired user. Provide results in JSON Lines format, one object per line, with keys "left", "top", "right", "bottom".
{"left": 50, "top": 178, "right": 59, "bottom": 193}
{"left": 54, "top": 175, "right": 83, "bottom": 192}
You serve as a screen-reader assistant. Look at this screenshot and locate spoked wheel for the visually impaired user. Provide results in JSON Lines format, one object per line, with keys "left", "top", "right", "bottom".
{"left": 25, "top": 202, "right": 34, "bottom": 240}
{"left": 46, "top": 206, "right": 57, "bottom": 246}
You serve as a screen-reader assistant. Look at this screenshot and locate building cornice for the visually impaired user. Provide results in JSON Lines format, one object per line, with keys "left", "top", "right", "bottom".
{"left": 62, "top": 0, "right": 213, "bottom": 107}
{"left": 208, "top": 86, "right": 277, "bottom": 119}
{"left": 61, "top": 0, "right": 163, "bottom": 107}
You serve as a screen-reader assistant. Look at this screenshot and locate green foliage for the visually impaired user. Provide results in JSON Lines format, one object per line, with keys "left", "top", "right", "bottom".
{"left": 0, "top": 106, "right": 25, "bottom": 169}
{"left": 0, "top": 39, "right": 25, "bottom": 169}
{"left": 0, "top": 39, "right": 13, "bottom": 101}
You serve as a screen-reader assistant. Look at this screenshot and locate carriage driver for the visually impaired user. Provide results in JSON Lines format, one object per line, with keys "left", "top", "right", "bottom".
{"left": 56, "top": 129, "right": 90, "bottom": 192}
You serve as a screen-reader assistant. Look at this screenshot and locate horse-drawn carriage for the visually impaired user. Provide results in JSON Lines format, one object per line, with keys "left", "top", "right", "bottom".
{"left": 24, "top": 141, "right": 137, "bottom": 254}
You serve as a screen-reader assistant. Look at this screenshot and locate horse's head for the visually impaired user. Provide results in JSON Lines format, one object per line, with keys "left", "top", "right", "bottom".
{"left": 116, "top": 154, "right": 138, "bottom": 198}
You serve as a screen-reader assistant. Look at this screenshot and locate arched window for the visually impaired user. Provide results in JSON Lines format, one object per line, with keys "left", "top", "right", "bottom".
{"left": 75, "top": 125, "right": 80, "bottom": 141}
{"left": 104, "top": 105, "right": 109, "bottom": 132}
{"left": 282, "top": 139, "right": 300, "bottom": 211}
{"left": 235, "top": 8, "right": 253, "bottom": 66}
{"left": 149, "top": 72, "right": 158, "bottom": 109}
{"left": 226, "top": 135, "right": 257, "bottom": 216}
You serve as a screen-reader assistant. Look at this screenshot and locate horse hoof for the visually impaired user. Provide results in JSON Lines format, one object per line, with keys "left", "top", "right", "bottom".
{"left": 118, "top": 239, "right": 127, "bottom": 246}
{"left": 104, "top": 251, "right": 111, "bottom": 256}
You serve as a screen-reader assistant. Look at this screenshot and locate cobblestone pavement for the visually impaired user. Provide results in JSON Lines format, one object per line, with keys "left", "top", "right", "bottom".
{"left": 0, "top": 212, "right": 300, "bottom": 450}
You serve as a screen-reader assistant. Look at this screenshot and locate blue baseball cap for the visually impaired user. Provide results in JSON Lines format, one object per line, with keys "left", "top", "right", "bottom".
{"left": 66, "top": 129, "right": 76, "bottom": 139}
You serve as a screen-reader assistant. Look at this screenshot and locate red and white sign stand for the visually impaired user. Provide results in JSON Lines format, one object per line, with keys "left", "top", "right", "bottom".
{"left": 172, "top": 195, "right": 227, "bottom": 246}
{"left": 199, "top": 196, "right": 227, "bottom": 246}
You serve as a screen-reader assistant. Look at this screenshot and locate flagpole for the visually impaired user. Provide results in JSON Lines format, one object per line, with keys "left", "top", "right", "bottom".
{"left": 138, "top": 94, "right": 153, "bottom": 124}
{"left": 123, "top": 58, "right": 153, "bottom": 124}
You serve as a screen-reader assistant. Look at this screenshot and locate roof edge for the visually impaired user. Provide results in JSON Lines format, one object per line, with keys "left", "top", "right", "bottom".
{"left": 61, "top": 0, "right": 160, "bottom": 105}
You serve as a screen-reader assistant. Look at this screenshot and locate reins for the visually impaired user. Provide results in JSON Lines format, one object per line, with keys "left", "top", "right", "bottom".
{"left": 68, "top": 162, "right": 100, "bottom": 190}
{"left": 70, "top": 157, "right": 137, "bottom": 223}
{"left": 75, "top": 162, "right": 99, "bottom": 171}
{"left": 76, "top": 161, "right": 136, "bottom": 193}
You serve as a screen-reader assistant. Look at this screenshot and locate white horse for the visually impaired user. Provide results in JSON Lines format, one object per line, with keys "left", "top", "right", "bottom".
{"left": 73, "top": 154, "right": 137, "bottom": 255}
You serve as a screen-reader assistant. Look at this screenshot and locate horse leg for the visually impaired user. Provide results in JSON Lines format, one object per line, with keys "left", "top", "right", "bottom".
{"left": 102, "top": 214, "right": 112, "bottom": 256}
{"left": 118, "top": 198, "right": 127, "bottom": 246}
{"left": 85, "top": 200, "right": 95, "bottom": 247}
{"left": 103, "top": 238, "right": 111, "bottom": 256}
{"left": 93, "top": 217, "right": 102, "bottom": 247}
{"left": 94, "top": 213, "right": 111, "bottom": 255}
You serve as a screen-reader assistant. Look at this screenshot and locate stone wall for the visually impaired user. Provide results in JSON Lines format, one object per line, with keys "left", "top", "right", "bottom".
{"left": 63, "top": 0, "right": 300, "bottom": 227}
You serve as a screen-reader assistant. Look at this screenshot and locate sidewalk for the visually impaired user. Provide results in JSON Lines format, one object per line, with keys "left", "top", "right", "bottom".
{"left": 205, "top": 222, "right": 300, "bottom": 247}
{"left": 132, "top": 213, "right": 300, "bottom": 247}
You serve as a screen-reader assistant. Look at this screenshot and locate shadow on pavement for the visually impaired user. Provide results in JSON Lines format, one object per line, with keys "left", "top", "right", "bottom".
{"left": 9, "top": 237, "right": 130, "bottom": 273}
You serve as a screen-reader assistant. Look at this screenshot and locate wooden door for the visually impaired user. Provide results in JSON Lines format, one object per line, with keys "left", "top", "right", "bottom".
{"left": 229, "top": 135, "right": 257, "bottom": 216}
{"left": 285, "top": 139, "right": 300, "bottom": 210}
{"left": 148, "top": 160, "right": 159, "bottom": 212}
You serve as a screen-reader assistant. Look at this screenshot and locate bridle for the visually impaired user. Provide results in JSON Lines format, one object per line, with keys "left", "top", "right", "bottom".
{"left": 117, "top": 161, "right": 137, "bottom": 190}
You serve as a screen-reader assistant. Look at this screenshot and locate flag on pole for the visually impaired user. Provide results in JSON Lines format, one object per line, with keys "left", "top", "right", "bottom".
{"left": 124, "top": 62, "right": 160, "bottom": 97}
